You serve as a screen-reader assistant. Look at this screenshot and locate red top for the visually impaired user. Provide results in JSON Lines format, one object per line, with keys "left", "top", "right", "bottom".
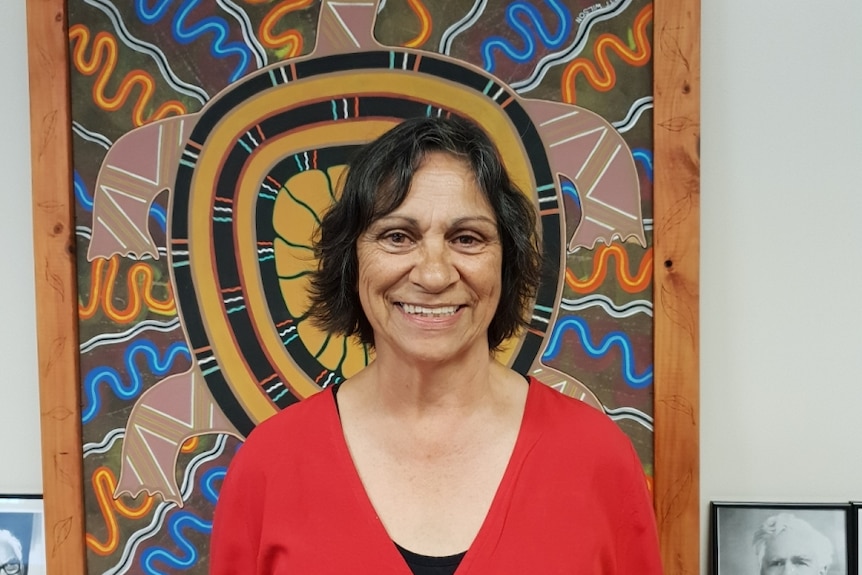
{"left": 210, "top": 378, "right": 664, "bottom": 574}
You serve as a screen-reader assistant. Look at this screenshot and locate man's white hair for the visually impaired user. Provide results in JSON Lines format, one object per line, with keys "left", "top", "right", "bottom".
{"left": 0, "top": 529, "right": 23, "bottom": 561}
{"left": 752, "top": 513, "right": 834, "bottom": 571}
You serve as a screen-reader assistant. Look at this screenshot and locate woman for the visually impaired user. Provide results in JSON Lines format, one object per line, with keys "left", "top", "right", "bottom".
{"left": 210, "top": 117, "right": 663, "bottom": 574}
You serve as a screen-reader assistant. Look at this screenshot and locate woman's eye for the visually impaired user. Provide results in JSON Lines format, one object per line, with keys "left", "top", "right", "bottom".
{"left": 454, "top": 235, "right": 480, "bottom": 246}
{"left": 384, "top": 232, "right": 409, "bottom": 244}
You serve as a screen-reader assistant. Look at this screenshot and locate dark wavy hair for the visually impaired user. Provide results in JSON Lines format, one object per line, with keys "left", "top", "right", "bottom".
{"left": 306, "top": 116, "right": 542, "bottom": 350}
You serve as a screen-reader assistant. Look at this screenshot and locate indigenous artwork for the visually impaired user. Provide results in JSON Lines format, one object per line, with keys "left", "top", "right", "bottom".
{"left": 71, "top": 0, "right": 654, "bottom": 572}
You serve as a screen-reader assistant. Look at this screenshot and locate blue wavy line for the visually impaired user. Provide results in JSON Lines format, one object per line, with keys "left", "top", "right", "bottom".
{"left": 542, "top": 316, "right": 653, "bottom": 388}
{"left": 200, "top": 467, "right": 226, "bottom": 504}
{"left": 482, "top": 0, "right": 571, "bottom": 72}
{"left": 81, "top": 339, "right": 191, "bottom": 423}
{"left": 134, "top": 0, "right": 252, "bottom": 82}
{"left": 632, "top": 148, "right": 653, "bottom": 182}
{"left": 139, "top": 510, "right": 212, "bottom": 574}
{"left": 149, "top": 203, "right": 167, "bottom": 232}
{"left": 560, "top": 180, "right": 580, "bottom": 207}
{"left": 74, "top": 171, "right": 95, "bottom": 211}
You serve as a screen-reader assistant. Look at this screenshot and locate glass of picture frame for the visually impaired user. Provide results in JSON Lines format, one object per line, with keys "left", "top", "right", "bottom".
{"left": 0, "top": 495, "right": 45, "bottom": 575}
{"left": 711, "top": 502, "right": 853, "bottom": 575}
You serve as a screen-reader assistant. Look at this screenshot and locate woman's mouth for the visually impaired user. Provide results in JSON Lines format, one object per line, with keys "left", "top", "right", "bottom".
{"left": 398, "top": 303, "right": 460, "bottom": 317}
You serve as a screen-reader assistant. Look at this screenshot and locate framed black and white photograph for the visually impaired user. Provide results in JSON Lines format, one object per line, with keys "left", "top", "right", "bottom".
{"left": 711, "top": 502, "right": 851, "bottom": 575}
{"left": 0, "top": 495, "right": 45, "bottom": 575}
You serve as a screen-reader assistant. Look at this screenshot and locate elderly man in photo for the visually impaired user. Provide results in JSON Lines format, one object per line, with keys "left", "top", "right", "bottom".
{"left": 0, "top": 529, "right": 23, "bottom": 575}
{"left": 753, "top": 513, "right": 834, "bottom": 575}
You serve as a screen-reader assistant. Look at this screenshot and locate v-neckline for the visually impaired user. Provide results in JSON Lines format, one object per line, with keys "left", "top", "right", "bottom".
{"left": 323, "top": 378, "right": 543, "bottom": 574}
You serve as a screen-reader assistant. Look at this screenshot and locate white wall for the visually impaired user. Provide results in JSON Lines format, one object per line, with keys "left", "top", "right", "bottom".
{"left": 2, "top": 0, "right": 861, "bottom": 572}
{"left": 0, "top": 1, "right": 41, "bottom": 494}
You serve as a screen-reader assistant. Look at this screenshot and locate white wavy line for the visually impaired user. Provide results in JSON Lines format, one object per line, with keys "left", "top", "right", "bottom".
{"left": 217, "top": 0, "right": 268, "bottom": 68}
{"left": 105, "top": 434, "right": 230, "bottom": 575}
{"left": 560, "top": 294, "right": 653, "bottom": 318}
{"left": 612, "top": 96, "right": 653, "bottom": 133}
{"left": 83, "top": 0, "right": 210, "bottom": 105}
{"left": 439, "top": 0, "right": 488, "bottom": 56}
{"left": 77, "top": 226, "right": 93, "bottom": 240}
{"left": 510, "top": 0, "right": 633, "bottom": 94}
{"left": 607, "top": 412, "right": 653, "bottom": 431}
{"left": 72, "top": 122, "right": 113, "bottom": 150}
{"left": 642, "top": 218, "right": 653, "bottom": 231}
{"left": 83, "top": 428, "right": 125, "bottom": 457}
{"left": 80, "top": 318, "right": 182, "bottom": 354}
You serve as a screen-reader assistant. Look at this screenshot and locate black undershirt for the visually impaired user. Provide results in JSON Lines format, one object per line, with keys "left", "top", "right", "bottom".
{"left": 330, "top": 383, "right": 466, "bottom": 574}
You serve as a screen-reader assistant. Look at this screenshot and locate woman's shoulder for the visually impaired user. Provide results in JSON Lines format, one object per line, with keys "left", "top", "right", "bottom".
{"left": 526, "top": 377, "right": 635, "bottom": 451}
{"left": 240, "top": 388, "right": 337, "bottom": 453}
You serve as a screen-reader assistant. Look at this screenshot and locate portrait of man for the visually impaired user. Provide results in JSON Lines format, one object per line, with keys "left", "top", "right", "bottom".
{"left": 753, "top": 513, "right": 834, "bottom": 575}
{"left": 0, "top": 530, "right": 23, "bottom": 575}
{"left": 713, "top": 504, "right": 848, "bottom": 575}
{"left": 0, "top": 497, "right": 45, "bottom": 575}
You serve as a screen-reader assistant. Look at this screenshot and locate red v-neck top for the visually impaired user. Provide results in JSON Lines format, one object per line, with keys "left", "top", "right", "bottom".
{"left": 210, "top": 378, "right": 663, "bottom": 574}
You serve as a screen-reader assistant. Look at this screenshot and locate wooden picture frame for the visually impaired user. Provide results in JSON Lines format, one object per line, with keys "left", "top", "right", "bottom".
{"left": 26, "top": 1, "right": 700, "bottom": 573}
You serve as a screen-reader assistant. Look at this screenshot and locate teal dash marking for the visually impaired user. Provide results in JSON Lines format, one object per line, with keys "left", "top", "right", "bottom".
{"left": 226, "top": 305, "right": 246, "bottom": 314}
{"left": 272, "top": 389, "right": 289, "bottom": 402}
{"left": 283, "top": 334, "right": 298, "bottom": 346}
{"left": 201, "top": 365, "right": 220, "bottom": 376}
{"left": 238, "top": 139, "right": 253, "bottom": 154}
{"left": 172, "top": 260, "right": 190, "bottom": 267}
{"left": 426, "top": 105, "right": 433, "bottom": 117}
{"left": 294, "top": 154, "right": 304, "bottom": 171}
{"left": 389, "top": 51, "right": 395, "bottom": 69}
{"left": 259, "top": 254, "right": 275, "bottom": 262}
{"left": 331, "top": 100, "right": 338, "bottom": 120}
{"left": 536, "top": 183, "right": 556, "bottom": 192}
{"left": 268, "top": 69, "right": 278, "bottom": 87}
{"left": 483, "top": 80, "right": 495, "bottom": 95}
{"left": 534, "top": 304, "right": 553, "bottom": 313}
{"left": 213, "top": 217, "right": 232, "bottom": 223}
{"left": 259, "top": 192, "right": 277, "bottom": 201}
{"left": 179, "top": 159, "right": 196, "bottom": 169}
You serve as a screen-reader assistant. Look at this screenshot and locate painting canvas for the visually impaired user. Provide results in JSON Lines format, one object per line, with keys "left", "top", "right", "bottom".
{"left": 31, "top": 0, "right": 691, "bottom": 572}
{"left": 0, "top": 495, "right": 46, "bottom": 575}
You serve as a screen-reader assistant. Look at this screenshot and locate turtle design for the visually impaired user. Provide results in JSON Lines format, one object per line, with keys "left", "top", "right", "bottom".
{"left": 86, "top": 0, "right": 646, "bottom": 504}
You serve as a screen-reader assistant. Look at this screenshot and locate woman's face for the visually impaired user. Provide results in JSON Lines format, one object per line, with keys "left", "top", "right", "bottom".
{"left": 356, "top": 152, "right": 503, "bottom": 364}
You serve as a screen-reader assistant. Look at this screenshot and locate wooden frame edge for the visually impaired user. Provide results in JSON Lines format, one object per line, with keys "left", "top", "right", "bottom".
{"left": 26, "top": 1, "right": 86, "bottom": 573}
{"left": 653, "top": 0, "right": 701, "bottom": 574}
{"left": 26, "top": 1, "right": 701, "bottom": 573}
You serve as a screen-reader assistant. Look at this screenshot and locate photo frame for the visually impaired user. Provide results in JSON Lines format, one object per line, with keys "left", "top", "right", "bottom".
{"left": 711, "top": 502, "right": 852, "bottom": 575}
{"left": 26, "top": 1, "right": 699, "bottom": 573}
{"left": 0, "top": 494, "right": 46, "bottom": 575}
{"left": 852, "top": 502, "right": 862, "bottom": 575}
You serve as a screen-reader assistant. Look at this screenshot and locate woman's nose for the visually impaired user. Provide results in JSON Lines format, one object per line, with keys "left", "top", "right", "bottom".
{"left": 409, "top": 241, "right": 458, "bottom": 292}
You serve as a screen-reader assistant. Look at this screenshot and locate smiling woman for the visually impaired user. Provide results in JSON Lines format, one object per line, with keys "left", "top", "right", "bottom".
{"left": 209, "top": 116, "right": 664, "bottom": 574}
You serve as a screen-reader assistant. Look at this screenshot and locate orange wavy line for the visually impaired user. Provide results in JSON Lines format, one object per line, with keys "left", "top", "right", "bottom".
{"left": 561, "top": 4, "right": 653, "bottom": 104}
{"left": 403, "top": 0, "right": 432, "bottom": 48}
{"left": 78, "top": 256, "right": 176, "bottom": 322}
{"left": 565, "top": 244, "right": 653, "bottom": 294}
{"left": 245, "top": 0, "right": 313, "bottom": 57}
{"left": 86, "top": 466, "right": 155, "bottom": 556}
{"left": 68, "top": 24, "right": 186, "bottom": 127}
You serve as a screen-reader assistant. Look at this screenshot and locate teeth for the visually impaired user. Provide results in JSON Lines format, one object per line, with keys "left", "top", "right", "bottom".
{"left": 400, "top": 303, "right": 458, "bottom": 317}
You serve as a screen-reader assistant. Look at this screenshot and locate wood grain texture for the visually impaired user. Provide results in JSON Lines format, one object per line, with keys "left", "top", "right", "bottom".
{"left": 26, "top": 0, "right": 701, "bottom": 572}
{"left": 653, "top": 0, "right": 701, "bottom": 573}
{"left": 26, "top": 1, "right": 87, "bottom": 574}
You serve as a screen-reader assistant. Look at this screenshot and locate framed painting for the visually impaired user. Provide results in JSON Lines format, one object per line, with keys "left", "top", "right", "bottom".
{"left": 26, "top": 0, "right": 699, "bottom": 573}
{"left": 711, "top": 502, "right": 852, "bottom": 575}
{"left": 0, "top": 494, "right": 47, "bottom": 575}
